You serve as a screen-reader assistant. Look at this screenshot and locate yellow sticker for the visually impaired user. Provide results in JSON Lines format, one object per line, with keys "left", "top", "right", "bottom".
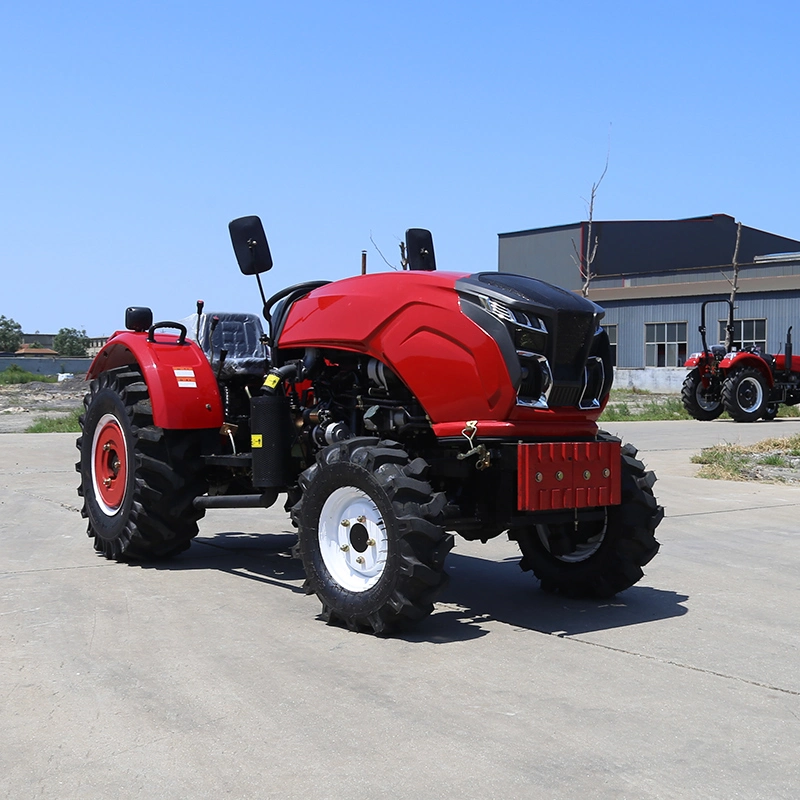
{"left": 265, "top": 374, "right": 281, "bottom": 389}
{"left": 251, "top": 434, "right": 263, "bottom": 448}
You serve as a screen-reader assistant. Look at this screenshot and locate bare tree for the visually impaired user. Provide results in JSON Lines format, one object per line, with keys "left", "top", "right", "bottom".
{"left": 722, "top": 221, "right": 743, "bottom": 349}
{"left": 572, "top": 152, "right": 609, "bottom": 297}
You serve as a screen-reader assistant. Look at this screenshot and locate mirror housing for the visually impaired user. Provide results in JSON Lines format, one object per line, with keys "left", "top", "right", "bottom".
{"left": 125, "top": 306, "right": 153, "bottom": 332}
{"left": 229, "top": 216, "right": 273, "bottom": 275}
{"left": 405, "top": 228, "right": 436, "bottom": 271}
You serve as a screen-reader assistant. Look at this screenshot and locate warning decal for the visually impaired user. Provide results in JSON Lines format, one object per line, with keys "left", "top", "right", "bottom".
{"left": 174, "top": 368, "right": 197, "bottom": 388}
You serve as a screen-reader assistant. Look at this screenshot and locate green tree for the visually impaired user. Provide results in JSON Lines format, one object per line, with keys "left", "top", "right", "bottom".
{"left": 53, "top": 327, "right": 90, "bottom": 357}
{"left": 0, "top": 315, "right": 23, "bottom": 352}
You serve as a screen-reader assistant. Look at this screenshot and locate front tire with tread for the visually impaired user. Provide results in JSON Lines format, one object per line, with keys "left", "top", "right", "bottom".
{"left": 515, "top": 436, "right": 662, "bottom": 597}
{"left": 722, "top": 366, "right": 768, "bottom": 422}
{"left": 681, "top": 368, "right": 723, "bottom": 421}
{"left": 291, "top": 438, "right": 453, "bottom": 634}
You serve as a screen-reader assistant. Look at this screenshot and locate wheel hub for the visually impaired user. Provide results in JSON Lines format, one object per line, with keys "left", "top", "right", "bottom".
{"left": 318, "top": 486, "right": 388, "bottom": 592}
{"left": 737, "top": 377, "right": 763, "bottom": 413}
{"left": 91, "top": 414, "right": 128, "bottom": 515}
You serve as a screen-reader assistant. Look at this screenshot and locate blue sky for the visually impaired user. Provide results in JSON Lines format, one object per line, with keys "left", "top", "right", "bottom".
{"left": 2, "top": 1, "right": 798, "bottom": 335}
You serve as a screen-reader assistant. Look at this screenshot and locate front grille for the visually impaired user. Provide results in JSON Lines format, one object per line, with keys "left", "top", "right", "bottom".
{"left": 554, "top": 312, "right": 594, "bottom": 374}
{"left": 548, "top": 385, "right": 583, "bottom": 407}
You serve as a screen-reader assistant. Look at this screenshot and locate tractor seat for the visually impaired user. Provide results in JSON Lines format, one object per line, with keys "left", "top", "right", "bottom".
{"left": 192, "top": 312, "right": 268, "bottom": 378}
{"left": 710, "top": 344, "right": 727, "bottom": 359}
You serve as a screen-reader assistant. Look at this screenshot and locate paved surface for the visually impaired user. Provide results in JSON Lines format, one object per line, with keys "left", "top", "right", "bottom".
{"left": 2, "top": 422, "right": 799, "bottom": 799}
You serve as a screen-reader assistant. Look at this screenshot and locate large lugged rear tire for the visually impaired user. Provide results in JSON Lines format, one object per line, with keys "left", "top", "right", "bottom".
{"left": 291, "top": 438, "right": 453, "bottom": 634}
{"left": 515, "top": 436, "right": 663, "bottom": 597}
{"left": 681, "top": 369, "right": 723, "bottom": 420}
{"left": 76, "top": 366, "right": 209, "bottom": 560}
{"left": 722, "top": 366, "right": 768, "bottom": 422}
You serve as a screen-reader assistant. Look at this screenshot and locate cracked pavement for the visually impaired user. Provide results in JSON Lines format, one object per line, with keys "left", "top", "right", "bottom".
{"left": 1, "top": 424, "right": 799, "bottom": 799}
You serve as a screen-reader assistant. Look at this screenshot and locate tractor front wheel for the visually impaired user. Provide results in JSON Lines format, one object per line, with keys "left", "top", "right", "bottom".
{"left": 292, "top": 439, "right": 452, "bottom": 634}
{"left": 722, "top": 366, "right": 768, "bottom": 422}
{"left": 76, "top": 366, "right": 209, "bottom": 559}
{"left": 514, "top": 438, "right": 662, "bottom": 597}
{"left": 762, "top": 403, "right": 779, "bottom": 421}
{"left": 681, "top": 369, "right": 723, "bottom": 420}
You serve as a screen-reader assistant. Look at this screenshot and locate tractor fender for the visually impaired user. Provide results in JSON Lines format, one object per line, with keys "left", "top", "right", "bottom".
{"left": 86, "top": 331, "right": 224, "bottom": 429}
{"left": 718, "top": 351, "right": 775, "bottom": 387}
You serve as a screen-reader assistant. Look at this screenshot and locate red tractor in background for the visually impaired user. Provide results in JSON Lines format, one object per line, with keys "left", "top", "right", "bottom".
{"left": 76, "top": 216, "right": 662, "bottom": 634}
{"left": 682, "top": 299, "right": 800, "bottom": 422}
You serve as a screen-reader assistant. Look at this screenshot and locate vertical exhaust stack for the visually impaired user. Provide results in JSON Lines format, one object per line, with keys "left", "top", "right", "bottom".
{"left": 785, "top": 327, "right": 793, "bottom": 379}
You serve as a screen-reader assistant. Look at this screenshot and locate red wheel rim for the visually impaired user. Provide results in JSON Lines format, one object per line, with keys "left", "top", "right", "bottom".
{"left": 92, "top": 415, "right": 128, "bottom": 513}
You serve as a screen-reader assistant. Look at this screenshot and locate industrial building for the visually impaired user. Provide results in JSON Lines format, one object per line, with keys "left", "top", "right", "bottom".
{"left": 498, "top": 214, "right": 800, "bottom": 369}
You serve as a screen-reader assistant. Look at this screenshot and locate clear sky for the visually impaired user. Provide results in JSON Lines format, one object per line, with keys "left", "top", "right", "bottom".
{"left": 2, "top": 1, "right": 798, "bottom": 336}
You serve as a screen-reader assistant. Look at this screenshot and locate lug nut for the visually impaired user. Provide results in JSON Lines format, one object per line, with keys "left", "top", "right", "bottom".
{"left": 356, "top": 515, "right": 366, "bottom": 523}
{"left": 103, "top": 443, "right": 111, "bottom": 452}
{"left": 340, "top": 544, "right": 350, "bottom": 552}
{"left": 341, "top": 519, "right": 350, "bottom": 527}
{"left": 103, "top": 477, "right": 112, "bottom": 488}
{"left": 367, "top": 538, "right": 376, "bottom": 547}
{"left": 355, "top": 556, "right": 365, "bottom": 565}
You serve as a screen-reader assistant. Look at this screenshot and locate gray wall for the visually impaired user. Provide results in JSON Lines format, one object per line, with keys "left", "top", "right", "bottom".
{"left": 601, "top": 291, "right": 800, "bottom": 367}
{"left": 498, "top": 226, "right": 581, "bottom": 290}
{"left": 0, "top": 357, "right": 93, "bottom": 376}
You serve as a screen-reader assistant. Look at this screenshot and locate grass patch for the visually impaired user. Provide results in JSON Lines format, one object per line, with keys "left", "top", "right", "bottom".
{"left": 0, "top": 365, "right": 58, "bottom": 385}
{"left": 600, "top": 396, "right": 690, "bottom": 422}
{"left": 25, "top": 408, "right": 82, "bottom": 433}
{"left": 691, "top": 433, "right": 800, "bottom": 481}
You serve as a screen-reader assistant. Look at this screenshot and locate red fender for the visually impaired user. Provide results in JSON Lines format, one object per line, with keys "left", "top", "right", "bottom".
{"left": 718, "top": 352, "right": 775, "bottom": 387}
{"left": 87, "top": 331, "right": 224, "bottom": 430}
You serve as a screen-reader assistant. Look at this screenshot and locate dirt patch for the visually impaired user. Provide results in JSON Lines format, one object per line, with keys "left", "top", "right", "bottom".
{"left": 0, "top": 377, "right": 86, "bottom": 433}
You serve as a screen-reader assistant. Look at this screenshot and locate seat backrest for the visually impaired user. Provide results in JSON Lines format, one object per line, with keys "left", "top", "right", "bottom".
{"left": 198, "top": 312, "right": 268, "bottom": 378}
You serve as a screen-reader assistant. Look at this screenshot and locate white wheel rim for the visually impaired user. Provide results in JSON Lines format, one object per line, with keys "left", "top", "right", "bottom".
{"left": 318, "top": 486, "right": 389, "bottom": 592}
{"left": 91, "top": 413, "right": 128, "bottom": 517}
{"left": 737, "top": 376, "right": 763, "bottom": 413}
{"left": 536, "top": 515, "right": 606, "bottom": 563}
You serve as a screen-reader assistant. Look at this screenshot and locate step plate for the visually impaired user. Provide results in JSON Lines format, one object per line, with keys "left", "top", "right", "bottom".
{"left": 517, "top": 440, "right": 622, "bottom": 511}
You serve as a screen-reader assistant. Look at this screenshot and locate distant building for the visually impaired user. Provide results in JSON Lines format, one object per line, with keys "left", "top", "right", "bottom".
{"left": 21, "top": 333, "right": 55, "bottom": 349}
{"left": 87, "top": 337, "right": 108, "bottom": 358}
{"left": 15, "top": 344, "right": 58, "bottom": 357}
{"left": 498, "top": 214, "right": 800, "bottom": 368}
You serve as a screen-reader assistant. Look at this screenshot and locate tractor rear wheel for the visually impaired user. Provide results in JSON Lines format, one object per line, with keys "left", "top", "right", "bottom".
{"left": 292, "top": 438, "right": 453, "bottom": 634}
{"left": 76, "top": 366, "right": 209, "bottom": 559}
{"left": 515, "top": 437, "right": 662, "bottom": 597}
{"left": 722, "top": 366, "right": 768, "bottom": 422}
{"left": 681, "top": 369, "right": 723, "bottom": 420}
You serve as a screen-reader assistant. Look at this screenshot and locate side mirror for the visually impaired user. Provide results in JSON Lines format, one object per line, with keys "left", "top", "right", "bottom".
{"left": 229, "top": 216, "right": 273, "bottom": 275}
{"left": 405, "top": 228, "right": 436, "bottom": 271}
{"left": 125, "top": 306, "right": 153, "bottom": 332}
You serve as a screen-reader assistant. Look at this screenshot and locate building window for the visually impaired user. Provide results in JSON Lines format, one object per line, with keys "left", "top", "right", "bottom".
{"left": 645, "top": 322, "right": 687, "bottom": 367}
{"left": 604, "top": 324, "right": 617, "bottom": 366}
{"left": 718, "top": 318, "right": 767, "bottom": 352}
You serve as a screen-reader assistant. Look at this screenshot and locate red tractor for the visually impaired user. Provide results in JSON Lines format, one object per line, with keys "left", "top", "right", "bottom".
{"left": 76, "top": 216, "right": 662, "bottom": 634}
{"left": 683, "top": 299, "right": 800, "bottom": 422}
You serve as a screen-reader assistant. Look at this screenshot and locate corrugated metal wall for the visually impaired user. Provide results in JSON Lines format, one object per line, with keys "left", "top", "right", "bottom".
{"left": 601, "top": 291, "right": 800, "bottom": 367}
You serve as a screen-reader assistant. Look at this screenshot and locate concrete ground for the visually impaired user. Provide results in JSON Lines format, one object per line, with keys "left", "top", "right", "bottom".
{"left": 2, "top": 421, "right": 799, "bottom": 800}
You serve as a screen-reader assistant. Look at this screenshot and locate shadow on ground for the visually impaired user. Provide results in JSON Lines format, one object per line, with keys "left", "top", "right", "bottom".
{"left": 402, "top": 550, "right": 688, "bottom": 644}
{"left": 124, "top": 530, "right": 688, "bottom": 644}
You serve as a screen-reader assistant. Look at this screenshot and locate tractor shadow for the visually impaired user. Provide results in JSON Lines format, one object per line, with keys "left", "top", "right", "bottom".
{"left": 136, "top": 530, "right": 306, "bottom": 593}
{"left": 134, "top": 530, "right": 688, "bottom": 645}
{"left": 402, "top": 550, "right": 689, "bottom": 644}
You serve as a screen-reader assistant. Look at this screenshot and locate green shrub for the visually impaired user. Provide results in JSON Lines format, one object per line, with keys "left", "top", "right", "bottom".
{"left": 0, "top": 365, "right": 58, "bottom": 385}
